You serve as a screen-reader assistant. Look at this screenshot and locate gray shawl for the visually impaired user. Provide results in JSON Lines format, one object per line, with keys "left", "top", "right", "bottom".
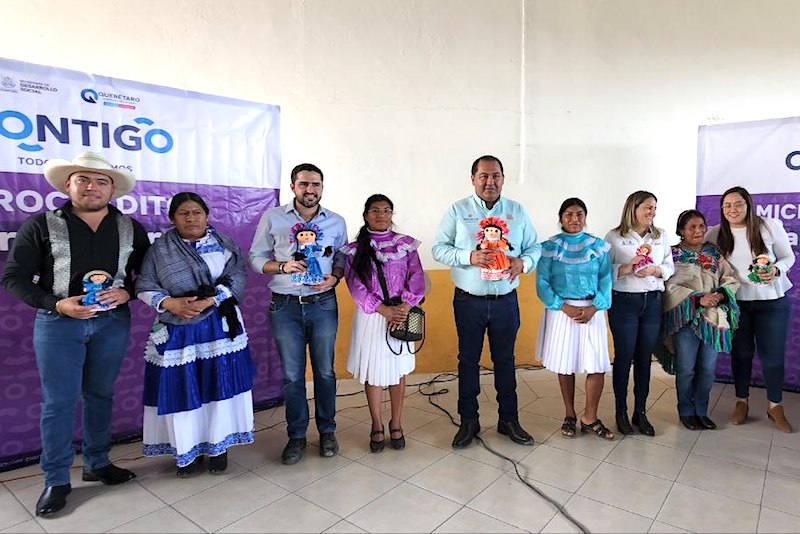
{"left": 135, "top": 227, "right": 247, "bottom": 325}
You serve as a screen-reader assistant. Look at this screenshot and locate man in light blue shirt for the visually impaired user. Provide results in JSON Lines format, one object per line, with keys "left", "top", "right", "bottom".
{"left": 249, "top": 163, "right": 348, "bottom": 465}
{"left": 432, "top": 155, "right": 541, "bottom": 449}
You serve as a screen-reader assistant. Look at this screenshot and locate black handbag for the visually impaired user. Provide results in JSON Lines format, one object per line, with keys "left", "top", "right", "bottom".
{"left": 373, "top": 259, "right": 425, "bottom": 355}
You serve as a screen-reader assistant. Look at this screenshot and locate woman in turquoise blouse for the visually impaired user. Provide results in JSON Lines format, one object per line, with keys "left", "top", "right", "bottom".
{"left": 536, "top": 198, "right": 614, "bottom": 440}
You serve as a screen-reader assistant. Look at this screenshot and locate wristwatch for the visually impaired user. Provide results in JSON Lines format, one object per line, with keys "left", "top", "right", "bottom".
{"left": 278, "top": 261, "right": 287, "bottom": 274}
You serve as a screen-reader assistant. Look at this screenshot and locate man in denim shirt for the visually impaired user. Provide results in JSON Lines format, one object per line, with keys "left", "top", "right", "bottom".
{"left": 432, "top": 155, "right": 541, "bottom": 449}
{"left": 249, "top": 163, "right": 348, "bottom": 465}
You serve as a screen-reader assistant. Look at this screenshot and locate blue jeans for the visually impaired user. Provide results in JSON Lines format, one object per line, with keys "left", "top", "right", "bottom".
{"left": 33, "top": 308, "right": 131, "bottom": 486}
{"left": 608, "top": 290, "right": 662, "bottom": 413}
{"left": 732, "top": 297, "right": 791, "bottom": 403}
{"left": 268, "top": 293, "right": 338, "bottom": 438}
{"left": 453, "top": 288, "right": 520, "bottom": 422}
{"left": 673, "top": 325, "right": 718, "bottom": 416}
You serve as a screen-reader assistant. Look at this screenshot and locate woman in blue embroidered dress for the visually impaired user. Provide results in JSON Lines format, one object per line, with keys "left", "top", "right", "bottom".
{"left": 536, "top": 198, "right": 615, "bottom": 440}
{"left": 342, "top": 194, "right": 425, "bottom": 452}
{"left": 658, "top": 210, "right": 739, "bottom": 431}
{"left": 136, "top": 192, "right": 254, "bottom": 477}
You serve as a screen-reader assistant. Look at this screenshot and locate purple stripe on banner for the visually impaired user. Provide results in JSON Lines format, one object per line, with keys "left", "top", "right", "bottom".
{"left": 0, "top": 172, "right": 283, "bottom": 470}
{"left": 697, "top": 193, "right": 800, "bottom": 393}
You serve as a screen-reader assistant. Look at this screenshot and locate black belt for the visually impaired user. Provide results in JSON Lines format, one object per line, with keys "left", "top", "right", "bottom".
{"left": 271, "top": 288, "right": 336, "bottom": 304}
{"left": 455, "top": 287, "right": 515, "bottom": 300}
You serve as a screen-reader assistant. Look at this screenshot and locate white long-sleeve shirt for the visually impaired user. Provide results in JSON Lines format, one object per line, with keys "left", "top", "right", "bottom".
{"left": 603, "top": 227, "right": 675, "bottom": 293}
{"left": 706, "top": 217, "right": 795, "bottom": 301}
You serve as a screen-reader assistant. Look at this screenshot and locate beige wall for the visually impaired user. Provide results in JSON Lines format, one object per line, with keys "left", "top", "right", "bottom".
{"left": 3, "top": 0, "right": 800, "bottom": 373}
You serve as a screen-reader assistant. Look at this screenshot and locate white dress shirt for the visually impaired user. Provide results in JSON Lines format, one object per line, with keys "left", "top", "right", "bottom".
{"left": 604, "top": 227, "right": 675, "bottom": 293}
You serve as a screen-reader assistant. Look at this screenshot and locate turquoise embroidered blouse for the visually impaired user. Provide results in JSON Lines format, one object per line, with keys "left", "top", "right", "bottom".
{"left": 536, "top": 232, "right": 612, "bottom": 311}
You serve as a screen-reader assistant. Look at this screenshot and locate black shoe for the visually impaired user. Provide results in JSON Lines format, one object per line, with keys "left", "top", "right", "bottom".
{"left": 632, "top": 411, "right": 655, "bottom": 436}
{"left": 319, "top": 433, "right": 339, "bottom": 458}
{"left": 369, "top": 427, "right": 385, "bottom": 453}
{"left": 82, "top": 463, "right": 136, "bottom": 485}
{"left": 389, "top": 421, "right": 405, "bottom": 450}
{"left": 452, "top": 420, "right": 480, "bottom": 449}
{"left": 281, "top": 437, "right": 307, "bottom": 465}
{"left": 616, "top": 411, "right": 634, "bottom": 435}
{"left": 208, "top": 452, "right": 228, "bottom": 474}
{"left": 679, "top": 415, "right": 703, "bottom": 431}
{"left": 697, "top": 416, "right": 717, "bottom": 430}
{"left": 35, "top": 484, "right": 71, "bottom": 517}
{"left": 176, "top": 456, "right": 204, "bottom": 478}
{"left": 497, "top": 420, "right": 534, "bottom": 446}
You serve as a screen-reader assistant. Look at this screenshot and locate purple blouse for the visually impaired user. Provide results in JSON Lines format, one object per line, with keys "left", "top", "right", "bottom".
{"left": 342, "top": 230, "right": 425, "bottom": 314}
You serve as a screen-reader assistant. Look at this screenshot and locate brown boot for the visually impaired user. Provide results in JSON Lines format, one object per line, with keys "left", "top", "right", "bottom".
{"left": 731, "top": 400, "right": 748, "bottom": 425}
{"left": 767, "top": 404, "right": 793, "bottom": 433}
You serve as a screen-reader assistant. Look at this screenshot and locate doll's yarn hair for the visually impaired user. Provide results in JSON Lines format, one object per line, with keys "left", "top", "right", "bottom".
{"left": 476, "top": 216, "right": 509, "bottom": 241}
{"left": 289, "top": 221, "right": 323, "bottom": 243}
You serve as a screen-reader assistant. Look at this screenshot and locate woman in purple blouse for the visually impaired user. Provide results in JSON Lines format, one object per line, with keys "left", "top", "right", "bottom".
{"left": 342, "top": 194, "right": 425, "bottom": 452}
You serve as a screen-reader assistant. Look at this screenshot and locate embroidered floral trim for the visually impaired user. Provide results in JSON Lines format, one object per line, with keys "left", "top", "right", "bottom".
{"left": 143, "top": 431, "right": 254, "bottom": 467}
{"left": 144, "top": 331, "right": 250, "bottom": 368}
{"left": 671, "top": 244, "right": 721, "bottom": 274}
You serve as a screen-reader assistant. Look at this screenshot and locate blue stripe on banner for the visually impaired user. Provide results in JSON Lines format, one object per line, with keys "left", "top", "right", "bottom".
{"left": 143, "top": 348, "right": 254, "bottom": 414}
{"left": 143, "top": 431, "right": 254, "bottom": 467}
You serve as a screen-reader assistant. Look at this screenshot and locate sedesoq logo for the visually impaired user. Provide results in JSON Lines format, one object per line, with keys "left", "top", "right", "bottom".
{"left": 0, "top": 109, "right": 174, "bottom": 153}
{"left": 787, "top": 151, "right": 800, "bottom": 171}
{"left": 81, "top": 88, "right": 99, "bottom": 103}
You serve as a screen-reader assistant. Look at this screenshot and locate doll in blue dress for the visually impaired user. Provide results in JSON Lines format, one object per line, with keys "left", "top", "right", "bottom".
{"left": 81, "top": 270, "right": 114, "bottom": 308}
{"left": 289, "top": 222, "right": 331, "bottom": 285}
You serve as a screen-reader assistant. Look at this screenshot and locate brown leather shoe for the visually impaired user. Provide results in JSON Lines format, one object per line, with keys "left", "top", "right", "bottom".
{"left": 731, "top": 400, "right": 748, "bottom": 425}
{"left": 768, "top": 404, "right": 793, "bottom": 433}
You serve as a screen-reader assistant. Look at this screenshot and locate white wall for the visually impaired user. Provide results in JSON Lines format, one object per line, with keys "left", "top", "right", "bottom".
{"left": 2, "top": 0, "right": 800, "bottom": 266}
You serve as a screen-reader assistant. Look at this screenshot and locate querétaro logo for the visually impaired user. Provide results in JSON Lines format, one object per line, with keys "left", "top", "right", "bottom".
{"left": 0, "top": 110, "right": 174, "bottom": 153}
{"left": 81, "top": 88, "right": 99, "bottom": 103}
{"left": 787, "top": 151, "right": 800, "bottom": 171}
{"left": 80, "top": 88, "right": 140, "bottom": 110}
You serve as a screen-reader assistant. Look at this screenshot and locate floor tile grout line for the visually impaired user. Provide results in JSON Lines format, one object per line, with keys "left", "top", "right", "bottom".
{"left": 567, "top": 491, "right": 666, "bottom": 523}
{"left": 647, "top": 429, "right": 696, "bottom": 528}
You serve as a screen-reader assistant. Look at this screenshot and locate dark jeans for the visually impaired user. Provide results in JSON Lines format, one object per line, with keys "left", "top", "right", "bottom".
{"left": 732, "top": 297, "right": 791, "bottom": 403}
{"left": 33, "top": 308, "right": 131, "bottom": 486}
{"left": 608, "top": 290, "right": 662, "bottom": 413}
{"left": 269, "top": 293, "right": 338, "bottom": 438}
{"left": 673, "top": 325, "right": 718, "bottom": 417}
{"left": 453, "top": 288, "right": 520, "bottom": 422}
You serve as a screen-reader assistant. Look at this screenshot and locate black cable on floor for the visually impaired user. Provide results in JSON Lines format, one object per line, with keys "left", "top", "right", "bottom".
{"left": 416, "top": 370, "right": 591, "bottom": 534}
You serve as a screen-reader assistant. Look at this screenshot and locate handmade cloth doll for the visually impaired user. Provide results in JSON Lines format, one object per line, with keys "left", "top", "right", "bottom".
{"left": 289, "top": 222, "right": 331, "bottom": 285}
{"left": 81, "top": 270, "right": 113, "bottom": 308}
{"left": 747, "top": 254, "right": 774, "bottom": 285}
{"left": 476, "top": 216, "right": 513, "bottom": 281}
{"left": 633, "top": 243, "right": 654, "bottom": 273}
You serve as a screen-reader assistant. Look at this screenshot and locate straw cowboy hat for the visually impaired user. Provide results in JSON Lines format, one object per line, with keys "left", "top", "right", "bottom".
{"left": 43, "top": 151, "right": 136, "bottom": 199}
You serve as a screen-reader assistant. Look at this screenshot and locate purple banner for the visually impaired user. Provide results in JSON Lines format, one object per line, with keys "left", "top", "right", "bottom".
{"left": 0, "top": 171, "right": 283, "bottom": 470}
{"left": 697, "top": 193, "right": 800, "bottom": 392}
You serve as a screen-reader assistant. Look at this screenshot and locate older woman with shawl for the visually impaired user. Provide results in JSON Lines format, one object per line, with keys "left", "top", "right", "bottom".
{"left": 659, "top": 210, "right": 739, "bottom": 431}
{"left": 136, "top": 192, "right": 254, "bottom": 476}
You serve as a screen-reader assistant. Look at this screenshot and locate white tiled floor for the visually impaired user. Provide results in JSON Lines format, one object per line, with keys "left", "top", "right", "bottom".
{"left": 3, "top": 366, "right": 800, "bottom": 533}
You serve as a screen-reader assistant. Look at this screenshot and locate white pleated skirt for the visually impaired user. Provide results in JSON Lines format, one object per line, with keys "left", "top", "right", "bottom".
{"left": 536, "top": 299, "right": 611, "bottom": 375}
{"left": 347, "top": 308, "right": 415, "bottom": 387}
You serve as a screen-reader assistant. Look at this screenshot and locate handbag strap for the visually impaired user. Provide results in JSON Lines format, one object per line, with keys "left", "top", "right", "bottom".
{"left": 372, "top": 258, "right": 392, "bottom": 304}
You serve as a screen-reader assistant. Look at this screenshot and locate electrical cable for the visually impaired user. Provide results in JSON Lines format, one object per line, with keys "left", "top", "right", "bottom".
{"left": 3, "top": 365, "right": 591, "bottom": 532}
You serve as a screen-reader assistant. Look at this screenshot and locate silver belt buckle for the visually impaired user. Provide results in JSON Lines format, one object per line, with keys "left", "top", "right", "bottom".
{"left": 298, "top": 294, "right": 309, "bottom": 304}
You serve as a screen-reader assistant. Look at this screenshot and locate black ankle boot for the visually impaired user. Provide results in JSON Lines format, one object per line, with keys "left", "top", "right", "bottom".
{"left": 632, "top": 411, "right": 655, "bottom": 436}
{"left": 616, "top": 411, "right": 633, "bottom": 435}
{"left": 452, "top": 420, "right": 480, "bottom": 449}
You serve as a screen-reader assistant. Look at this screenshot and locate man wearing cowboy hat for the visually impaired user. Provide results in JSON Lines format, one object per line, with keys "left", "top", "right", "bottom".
{"left": 2, "top": 151, "right": 150, "bottom": 517}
